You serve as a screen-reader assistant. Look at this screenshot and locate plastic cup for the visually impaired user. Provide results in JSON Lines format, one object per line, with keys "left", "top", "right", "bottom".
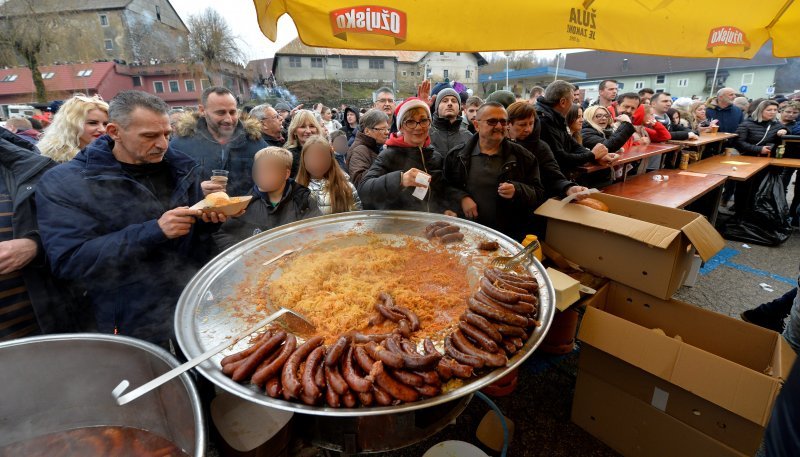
{"left": 211, "top": 170, "right": 229, "bottom": 191}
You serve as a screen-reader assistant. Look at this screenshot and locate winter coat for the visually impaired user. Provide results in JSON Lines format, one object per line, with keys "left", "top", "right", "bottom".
{"left": 263, "top": 133, "right": 285, "bottom": 147}
{"left": 654, "top": 113, "right": 691, "bottom": 141}
{"left": 536, "top": 99, "right": 595, "bottom": 177}
{"left": 170, "top": 114, "right": 267, "bottom": 197}
{"left": 323, "top": 119, "right": 342, "bottom": 134}
{"left": 706, "top": 101, "right": 745, "bottom": 134}
{"left": 514, "top": 128, "right": 576, "bottom": 198}
{"left": 444, "top": 135, "right": 545, "bottom": 242}
{"left": 735, "top": 118, "right": 786, "bottom": 156}
{"left": 429, "top": 114, "right": 473, "bottom": 158}
{"left": 581, "top": 121, "right": 636, "bottom": 152}
{"left": 346, "top": 132, "right": 382, "bottom": 187}
{"left": 358, "top": 137, "right": 455, "bottom": 213}
{"left": 287, "top": 145, "right": 302, "bottom": 179}
{"left": 0, "top": 134, "right": 83, "bottom": 334}
{"left": 340, "top": 107, "right": 361, "bottom": 141}
{"left": 307, "top": 178, "right": 362, "bottom": 215}
{"left": 213, "top": 181, "right": 321, "bottom": 251}
{"left": 35, "top": 135, "right": 215, "bottom": 343}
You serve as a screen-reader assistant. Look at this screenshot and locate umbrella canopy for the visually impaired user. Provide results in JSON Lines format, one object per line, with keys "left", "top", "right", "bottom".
{"left": 254, "top": 0, "right": 799, "bottom": 58}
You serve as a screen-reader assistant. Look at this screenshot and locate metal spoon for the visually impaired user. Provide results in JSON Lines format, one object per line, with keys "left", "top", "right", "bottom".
{"left": 112, "top": 307, "right": 314, "bottom": 406}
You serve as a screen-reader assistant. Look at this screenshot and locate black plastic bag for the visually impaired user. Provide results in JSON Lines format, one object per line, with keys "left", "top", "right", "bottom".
{"left": 724, "top": 171, "right": 792, "bottom": 246}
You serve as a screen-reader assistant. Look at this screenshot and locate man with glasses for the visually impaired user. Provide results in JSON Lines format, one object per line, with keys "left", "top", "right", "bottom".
{"left": 537, "top": 80, "right": 608, "bottom": 180}
{"left": 373, "top": 87, "right": 397, "bottom": 133}
{"left": 250, "top": 104, "right": 285, "bottom": 147}
{"left": 444, "top": 102, "right": 545, "bottom": 241}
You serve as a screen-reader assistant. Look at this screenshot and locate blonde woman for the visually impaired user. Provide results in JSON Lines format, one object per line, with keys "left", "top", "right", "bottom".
{"left": 580, "top": 105, "right": 635, "bottom": 154}
{"left": 38, "top": 94, "right": 109, "bottom": 163}
{"left": 283, "top": 109, "right": 322, "bottom": 178}
{"left": 686, "top": 101, "right": 719, "bottom": 133}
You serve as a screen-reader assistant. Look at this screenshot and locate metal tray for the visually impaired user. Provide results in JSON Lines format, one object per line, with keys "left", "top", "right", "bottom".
{"left": 174, "top": 211, "right": 555, "bottom": 417}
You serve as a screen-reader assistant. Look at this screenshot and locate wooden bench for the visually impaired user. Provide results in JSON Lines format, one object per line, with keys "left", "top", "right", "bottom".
{"left": 578, "top": 143, "right": 682, "bottom": 180}
{"left": 668, "top": 132, "right": 738, "bottom": 160}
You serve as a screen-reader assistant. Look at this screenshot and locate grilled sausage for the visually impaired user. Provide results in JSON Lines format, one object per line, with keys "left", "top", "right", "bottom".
{"left": 444, "top": 334, "right": 484, "bottom": 368}
{"left": 478, "top": 240, "right": 500, "bottom": 251}
{"left": 325, "top": 336, "right": 349, "bottom": 367}
{"left": 389, "top": 369, "right": 425, "bottom": 387}
{"left": 378, "top": 291, "right": 395, "bottom": 308}
{"left": 413, "top": 370, "right": 441, "bottom": 386}
{"left": 325, "top": 386, "right": 340, "bottom": 407}
{"left": 375, "top": 303, "right": 404, "bottom": 322}
{"left": 467, "top": 296, "right": 529, "bottom": 327}
{"left": 458, "top": 320, "right": 500, "bottom": 353}
{"left": 434, "top": 225, "right": 459, "bottom": 237}
{"left": 324, "top": 365, "right": 349, "bottom": 396}
{"left": 232, "top": 331, "right": 286, "bottom": 382}
{"left": 370, "top": 361, "right": 420, "bottom": 403}
{"left": 302, "top": 346, "right": 326, "bottom": 402}
{"left": 391, "top": 306, "right": 420, "bottom": 331}
{"left": 475, "top": 290, "right": 537, "bottom": 315}
{"left": 252, "top": 334, "right": 297, "bottom": 386}
{"left": 346, "top": 332, "right": 393, "bottom": 344}
{"left": 440, "top": 232, "right": 465, "bottom": 244}
{"left": 501, "top": 339, "right": 517, "bottom": 354}
{"left": 508, "top": 336, "right": 524, "bottom": 349}
{"left": 342, "top": 347, "right": 373, "bottom": 393}
{"left": 480, "top": 277, "right": 520, "bottom": 303}
{"left": 281, "top": 336, "right": 324, "bottom": 399}
{"left": 372, "top": 385, "right": 393, "bottom": 406}
{"left": 493, "top": 322, "right": 528, "bottom": 338}
{"left": 265, "top": 376, "right": 282, "bottom": 398}
{"left": 220, "top": 331, "right": 268, "bottom": 366}
{"left": 397, "top": 319, "right": 412, "bottom": 338}
{"left": 451, "top": 329, "right": 507, "bottom": 368}
{"left": 415, "top": 383, "right": 441, "bottom": 397}
{"left": 364, "top": 341, "right": 404, "bottom": 368}
{"left": 385, "top": 336, "right": 441, "bottom": 370}
{"left": 341, "top": 390, "right": 357, "bottom": 408}
{"left": 461, "top": 311, "right": 503, "bottom": 343}
{"left": 438, "top": 357, "right": 474, "bottom": 379}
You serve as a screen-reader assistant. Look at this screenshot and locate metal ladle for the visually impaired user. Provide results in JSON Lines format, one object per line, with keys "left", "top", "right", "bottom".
{"left": 112, "top": 307, "right": 314, "bottom": 406}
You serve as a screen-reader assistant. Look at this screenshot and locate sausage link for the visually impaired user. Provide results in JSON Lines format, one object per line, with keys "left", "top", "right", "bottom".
{"left": 252, "top": 334, "right": 297, "bottom": 386}
{"left": 397, "top": 319, "right": 412, "bottom": 338}
{"left": 232, "top": 331, "right": 286, "bottom": 382}
{"left": 358, "top": 390, "right": 374, "bottom": 407}
{"left": 438, "top": 357, "right": 474, "bottom": 379}
{"left": 444, "top": 334, "right": 484, "bottom": 368}
{"left": 325, "top": 386, "right": 340, "bottom": 408}
{"left": 391, "top": 306, "right": 420, "bottom": 331}
{"left": 346, "top": 331, "right": 393, "bottom": 343}
{"left": 458, "top": 320, "right": 500, "bottom": 353}
{"left": 372, "top": 385, "right": 394, "bottom": 406}
{"left": 353, "top": 345, "right": 378, "bottom": 373}
{"left": 451, "top": 329, "right": 508, "bottom": 368}
{"left": 389, "top": 369, "right": 425, "bottom": 387}
{"left": 341, "top": 390, "right": 357, "bottom": 408}
{"left": 461, "top": 311, "right": 503, "bottom": 343}
{"left": 265, "top": 376, "right": 282, "bottom": 398}
{"left": 220, "top": 331, "right": 269, "bottom": 366}
{"left": 476, "top": 290, "right": 536, "bottom": 315}
{"left": 370, "top": 361, "right": 419, "bottom": 403}
{"left": 425, "top": 221, "right": 450, "bottom": 232}
{"left": 301, "top": 346, "right": 326, "bottom": 402}
{"left": 440, "top": 232, "right": 464, "bottom": 244}
{"left": 478, "top": 240, "right": 500, "bottom": 251}
{"left": 501, "top": 339, "right": 517, "bottom": 354}
{"left": 495, "top": 278, "right": 529, "bottom": 295}
{"left": 493, "top": 322, "right": 528, "bottom": 338}
{"left": 325, "top": 336, "right": 349, "bottom": 367}
{"left": 325, "top": 365, "right": 349, "bottom": 396}
{"left": 434, "top": 225, "right": 459, "bottom": 237}
{"left": 468, "top": 296, "right": 529, "bottom": 326}
{"left": 378, "top": 291, "right": 395, "bottom": 308}
{"left": 415, "top": 383, "right": 441, "bottom": 397}
{"left": 364, "top": 341, "right": 404, "bottom": 368}
{"left": 385, "top": 336, "right": 441, "bottom": 370}
{"left": 342, "top": 347, "right": 373, "bottom": 393}
{"left": 413, "top": 370, "right": 441, "bottom": 386}
{"left": 508, "top": 336, "right": 524, "bottom": 348}
{"left": 281, "top": 336, "right": 324, "bottom": 399}
{"left": 480, "top": 277, "right": 520, "bottom": 303}
{"left": 375, "top": 303, "right": 404, "bottom": 322}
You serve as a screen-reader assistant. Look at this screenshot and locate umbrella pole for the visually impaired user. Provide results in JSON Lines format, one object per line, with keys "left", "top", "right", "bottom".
{"left": 709, "top": 58, "right": 720, "bottom": 99}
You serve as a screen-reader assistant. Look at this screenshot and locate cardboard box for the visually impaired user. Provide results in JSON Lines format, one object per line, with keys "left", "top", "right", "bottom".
{"left": 571, "top": 282, "right": 795, "bottom": 457}
{"left": 535, "top": 194, "right": 725, "bottom": 299}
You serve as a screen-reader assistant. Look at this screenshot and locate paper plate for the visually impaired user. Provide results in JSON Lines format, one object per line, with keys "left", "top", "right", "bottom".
{"left": 190, "top": 195, "right": 252, "bottom": 216}
{"left": 423, "top": 440, "right": 489, "bottom": 457}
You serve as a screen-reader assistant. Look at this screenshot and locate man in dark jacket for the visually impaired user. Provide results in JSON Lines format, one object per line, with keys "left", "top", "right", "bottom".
{"left": 651, "top": 92, "right": 698, "bottom": 142}
{"left": 340, "top": 106, "right": 361, "bottom": 143}
{"left": 36, "top": 90, "right": 231, "bottom": 345}
{"left": 214, "top": 147, "right": 321, "bottom": 250}
{"left": 444, "top": 102, "right": 545, "bottom": 241}
{"left": 250, "top": 104, "right": 285, "bottom": 147}
{"left": 536, "top": 80, "right": 609, "bottom": 180}
{"left": 171, "top": 86, "right": 268, "bottom": 197}
{"left": 0, "top": 129, "right": 80, "bottom": 340}
{"left": 707, "top": 87, "right": 744, "bottom": 134}
{"left": 430, "top": 88, "right": 472, "bottom": 158}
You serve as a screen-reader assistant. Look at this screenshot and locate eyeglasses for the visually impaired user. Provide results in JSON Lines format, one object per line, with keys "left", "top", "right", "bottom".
{"left": 478, "top": 118, "right": 509, "bottom": 127}
{"left": 369, "top": 127, "right": 390, "bottom": 133}
{"left": 402, "top": 118, "right": 431, "bottom": 129}
{"left": 593, "top": 114, "right": 611, "bottom": 119}
{"left": 377, "top": 98, "right": 395, "bottom": 104}
{"left": 260, "top": 115, "right": 280, "bottom": 122}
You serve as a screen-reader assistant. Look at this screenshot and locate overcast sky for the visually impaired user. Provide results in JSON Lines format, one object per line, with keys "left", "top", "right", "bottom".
{"left": 170, "top": 0, "right": 578, "bottom": 63}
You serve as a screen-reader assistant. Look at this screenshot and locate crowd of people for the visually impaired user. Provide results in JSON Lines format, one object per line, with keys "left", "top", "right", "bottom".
{"left": 0, "top": 78, "right": 798, "bottom": 349}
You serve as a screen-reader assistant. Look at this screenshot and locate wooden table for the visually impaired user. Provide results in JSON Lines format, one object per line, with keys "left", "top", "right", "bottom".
{"left": 686, "top": 154, "right": 771, "bottom": 181}
{"left": 668, "top": 132, "right": 738, "bottom": 160}
{"left": 603, "top": 169, "right": 727, "bottom": 223}
{"left": 770, "top": 157, "right": 800, "bottom": 168}
{"left": 578, "top": 143, "right": 682, "bottom": 179}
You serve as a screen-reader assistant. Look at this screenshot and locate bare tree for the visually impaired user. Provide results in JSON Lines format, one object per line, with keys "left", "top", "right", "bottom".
{"left": 187, "top": 8, "right": 245, "bottom": 84}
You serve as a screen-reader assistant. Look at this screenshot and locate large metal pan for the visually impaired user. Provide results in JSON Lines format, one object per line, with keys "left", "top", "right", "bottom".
{"left": 175, "top": 211, "right": 555, "bottom": 417}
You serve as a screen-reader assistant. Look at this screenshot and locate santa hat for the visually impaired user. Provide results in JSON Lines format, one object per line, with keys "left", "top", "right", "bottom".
{"left": 394, "top": 97, "right": 431, "bottom": 130}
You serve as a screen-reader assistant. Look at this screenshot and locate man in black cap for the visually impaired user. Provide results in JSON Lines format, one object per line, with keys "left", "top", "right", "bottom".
{"left": 430, "top": 87, "right": 472, "bottom": 158}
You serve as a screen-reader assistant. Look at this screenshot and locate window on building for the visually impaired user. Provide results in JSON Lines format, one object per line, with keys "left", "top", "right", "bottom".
{"left": 655, "top": 88, "right": 664, "bottom": 93}
{"left": 741, "top": 72, "right": 754, "bottom": 85}
{"left": 634, "top": 81, "right": 644, "bottom": 90}
{"left": 1, "top": 74, "right": 18, "bottom": 82}
{"left": 401, "top": 71, "right": 407, "bottom": 76}
{"left": 77, "top": 69, "right": 93, "bottom": 77}
{"left": 369, "top": 59, "right": 384, "bottom": 69}
{"left": 342, "top": 57, "right": 358, "bottom": 69}
{"left": 656, "top": 74, "right": 666, "bottom": 84}
{"left": 168, "top": 80, "right": 179, "bottom": 92}
{"left": 677, "top": 78, "right": 689, "bottom": 87}
{"left": 99, "top": 14, "right": 108, "bottom": 26}
{"left": 417, "top": 71, "right": 421, "bottom": 76}
{"left": 156, "top": 5, "right": 161, "bottom": 22}
{"left": 154, "top": 81, "right": 164, "bottom": 93}
{"left": 132, "top": 76, "right": 142, "bottom": 86}
{"left": 185, "top": 79, "right": 195, "bottom": 92}
{"left": 238, "top": 79, "right": 244, "bottom": 94}
{"left": 289, "top": 56, "right": 301, "bottom": 68}
{"left": 201, "top": 79, "right": 210, "bottom": 90}
{"left": 41, "top": 72, "right": 55, "bottom": 79}
{"left": 311, "top": 57, "right": 323, "bottom": 68}
{"left": 440, "top": 52, "right": 445, "bottom": 56}
{"left": 465, "top": 69, "right": 471, "bottom": 79}
{"left": 443, "top": 69, "right": 449, "bottom": 79}
{"left": 104, "top": 39, "right": 113, "bottom": 51}
{"left": 456, "top": 52, "right": 461, "bottom": 56}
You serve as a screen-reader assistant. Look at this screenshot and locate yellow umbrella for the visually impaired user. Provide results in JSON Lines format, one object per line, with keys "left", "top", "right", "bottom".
{"left": 254, "top": 0, "right": 800, "bottom": 58}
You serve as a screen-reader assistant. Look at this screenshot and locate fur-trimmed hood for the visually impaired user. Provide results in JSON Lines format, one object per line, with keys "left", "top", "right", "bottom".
{"left": 173, "top": 111, "right": 263, "bottom": 142}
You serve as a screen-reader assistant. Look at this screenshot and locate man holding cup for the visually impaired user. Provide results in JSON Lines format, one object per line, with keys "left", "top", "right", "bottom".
{"left": 171, "top": 86, "right": 267, "bottom": 197}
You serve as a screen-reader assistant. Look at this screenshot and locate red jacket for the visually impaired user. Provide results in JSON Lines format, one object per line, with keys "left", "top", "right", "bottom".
{"left": 632, "top": 105, "right": 671, "bottom": 143}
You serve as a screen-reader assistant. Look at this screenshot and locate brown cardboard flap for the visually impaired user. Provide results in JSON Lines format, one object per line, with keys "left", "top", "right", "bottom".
{"left": 578, "top": 307, "right": 681, "bottom": 379}
{"left": 776, "top": 333, "right": 796, "bottom": 381}
{"left": 671, "top": 344, "right": 779, "bottom": 425}
{"left": 681, "top": 216, "right": 726, "bottom": 261}
{"left": 535, "top": 199, "right": 681, "bottom": 249}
